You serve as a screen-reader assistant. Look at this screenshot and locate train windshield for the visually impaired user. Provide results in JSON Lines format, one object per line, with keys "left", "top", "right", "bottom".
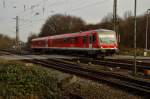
{"left": 98, "top": 33, "right": 116, "bottom": 44}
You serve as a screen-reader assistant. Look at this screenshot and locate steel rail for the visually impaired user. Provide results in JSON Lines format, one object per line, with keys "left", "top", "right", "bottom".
{"left": 23, "top": 58, "right": 150, "bottom": 95}
{"left": 71, "top": 58, "right": 150, "bottom": 71}
{"left": 1, "top": 49, "right": 150, "bottom": 71}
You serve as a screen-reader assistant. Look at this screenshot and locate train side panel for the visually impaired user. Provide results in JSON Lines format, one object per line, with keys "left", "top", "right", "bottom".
{"left": 31, "top": 29, "right": 118, "bottom": 57}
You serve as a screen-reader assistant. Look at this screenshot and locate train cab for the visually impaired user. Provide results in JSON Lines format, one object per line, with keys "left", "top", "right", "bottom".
{"left": 96, "top": 29, "right": 118, "bottom": 55}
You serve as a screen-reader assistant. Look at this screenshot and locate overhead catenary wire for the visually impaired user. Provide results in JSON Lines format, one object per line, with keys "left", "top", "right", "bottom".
{"left": 28, "top": 0, "right": 67, "bottom": 17}
{"left": 16, "top": 0, "right": 47, "bottom": 16}
{"left": 1, "top": 0, "right": 112, "bottom": 39}
{"left": 2, "top": 0, "right": 111, "bottom": 21}
{"left": 19, "top": 18, "right": 45, "bottom": 28}
{"left": 21, "top": 0, "right": 110, "bottom": 22}
{"left": 17, "top": 0, "right": 87, "bottom": 18}
{"left": 66, "top": 0, "right": 110, "bottom": 12}
{"left": 16, "top": 0, "right": 110, "bottom": 31}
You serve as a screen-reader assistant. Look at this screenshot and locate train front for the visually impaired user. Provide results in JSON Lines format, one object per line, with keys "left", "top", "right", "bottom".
{"left": 97, "top": 30, "right": 118, "bottom": 56}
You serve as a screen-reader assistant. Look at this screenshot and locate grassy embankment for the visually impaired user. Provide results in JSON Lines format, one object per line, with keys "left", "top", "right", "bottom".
{"left": 0, "top": 60, "right": 60, "bottom": 99}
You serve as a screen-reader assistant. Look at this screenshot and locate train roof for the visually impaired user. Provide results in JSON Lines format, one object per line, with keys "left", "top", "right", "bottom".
{"left": 31, "top": 36, "right": 48, "bottom": 41}
{"left": 96, "top": 29, "right": 114, "bottom": 32}
{"left": 32, "top": 29, "right": 115, "bottom": 41}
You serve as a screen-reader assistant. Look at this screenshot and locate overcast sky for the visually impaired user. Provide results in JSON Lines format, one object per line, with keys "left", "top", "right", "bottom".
{"left": 0, "top": 0, "right": 150, "bottom": 42}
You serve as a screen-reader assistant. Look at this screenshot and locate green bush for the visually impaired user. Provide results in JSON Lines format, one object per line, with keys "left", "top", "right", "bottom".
{"left": 0, "top": 61, "right": 60, "bottom": 99}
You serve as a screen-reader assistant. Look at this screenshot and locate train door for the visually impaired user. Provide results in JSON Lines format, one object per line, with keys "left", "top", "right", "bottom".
{"left": 90, "top": 33, "right": 96, "bottom": 48}
{"left": 83, "top": 36, "right": 87, "bottom": 48}
{"left": 45, "top": 38, "right": 48, "bottom": 48}
{"left": 89, "top": 33, "right": 93, "bottom": 48}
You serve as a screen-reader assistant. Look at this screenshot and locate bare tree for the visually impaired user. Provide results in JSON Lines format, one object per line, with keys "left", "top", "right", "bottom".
{"left": 0, "top": 34, "right": 15, "bottom": 49}
{"left": 39, "top": 14, "right": 86, "bottom": 37}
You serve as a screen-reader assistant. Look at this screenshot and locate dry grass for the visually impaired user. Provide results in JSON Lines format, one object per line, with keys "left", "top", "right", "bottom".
{"left": 61, "top": 77, "right": 146, "bottom": 99}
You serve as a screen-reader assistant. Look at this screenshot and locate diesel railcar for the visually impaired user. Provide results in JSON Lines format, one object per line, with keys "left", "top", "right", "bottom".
{"left": 31, "top": 29, "right": 118, "bottom": 58}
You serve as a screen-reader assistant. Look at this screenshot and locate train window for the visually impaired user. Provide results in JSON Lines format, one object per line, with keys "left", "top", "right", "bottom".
{"left": 67, "top": 38, "right": 71, "bottom": 43}
{"left": 83, "top": 36, "right": 87, "bottom": 44}
{"left": 66, "top": 38, "right": 68, "bottom": 43}
{"left": 38, "top": 41, "right": 41, "bottom": 45}
{"left": 64, "top": 38, "right": 67, "bottom": 43}
{"left": 69, "top": 38, "right": 72, "bottom": 43}
{"left": 74, "top": 37, "right": 78, "bottom": 43}
{"left": 70, "top": 38, "right": 74, "bottom": 43}
{"left": 64, "top": 38, "right": 69, "bottom": 43}
{"left": 64, "top": 37, "right": 78, "bottom": 43}
{"left": 72, "top": 37, "right": 78, "bottom": 43}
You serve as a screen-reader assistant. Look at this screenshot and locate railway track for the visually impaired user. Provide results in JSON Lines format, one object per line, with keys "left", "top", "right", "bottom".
{"left": 0, "top": 49, "right": 34, "bottom": 55}
{"left": 1, "top": 50, "right": 150, "bottom": 95}
{"left": 67, "top": 58, "right": 150, "bottom": 72}
{"left": 103, "top": 58, "right": 150, "bottom": 69}
{"left": 23, "top": 58, "right": 150, "bottom": 95}
{"left": 1, "top": 49, "right": 150, "bottom": 71}
{"left": 0, "top": 49, "right": 13, "bottom": 55}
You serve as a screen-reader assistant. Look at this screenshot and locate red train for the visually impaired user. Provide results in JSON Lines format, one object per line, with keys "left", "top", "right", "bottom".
{"left": 31, "top": 29, "right": 118, "bottom": 58}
